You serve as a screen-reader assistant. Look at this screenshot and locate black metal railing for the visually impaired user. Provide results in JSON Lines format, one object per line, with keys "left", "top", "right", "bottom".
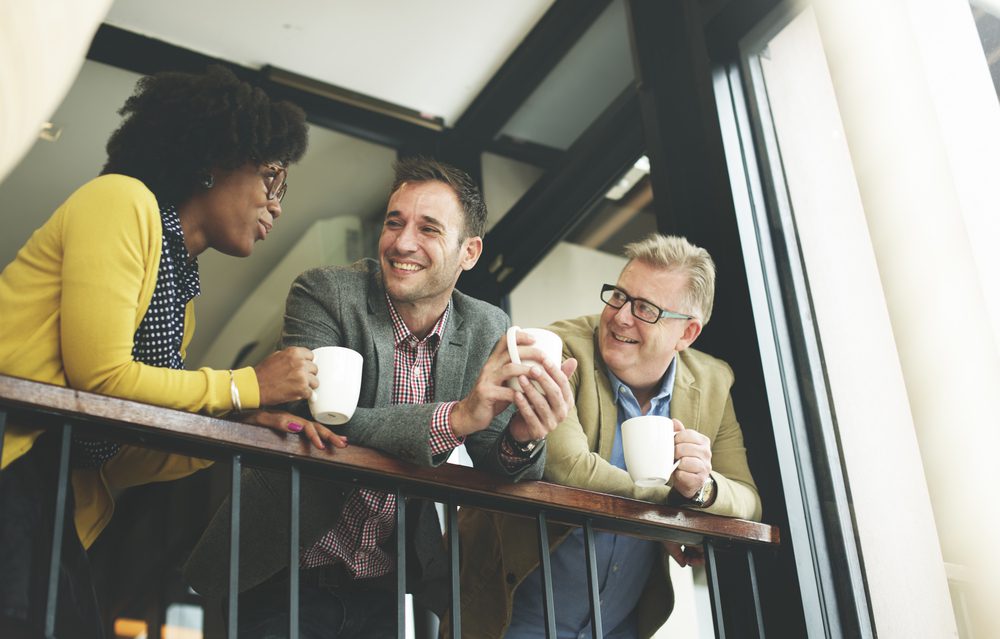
{"left": 0, "top": 374, "right": 780, "bottom": 639}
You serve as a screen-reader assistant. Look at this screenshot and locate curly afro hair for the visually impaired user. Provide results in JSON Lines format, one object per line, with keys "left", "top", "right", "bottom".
{"left": 102, "top": 65, "right": 308, "bottom": 204}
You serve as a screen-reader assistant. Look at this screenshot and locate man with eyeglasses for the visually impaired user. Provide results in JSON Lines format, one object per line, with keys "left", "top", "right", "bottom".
{"left": 454, "top": 233, "right": 761, "bottom": 639}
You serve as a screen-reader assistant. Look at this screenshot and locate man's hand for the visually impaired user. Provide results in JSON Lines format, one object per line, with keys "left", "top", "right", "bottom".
{"left": 253, "top": 347, "right": 319, "bottom": 406}
{"left": 663, "top": 541, "right": 705, "bottom": 568}
{"left": 670, "top": 418, "right": 713, "bottom": 499}
{"left": 506, "top": 356, "right": 577, "bottom": 443}
{"left": 239, "top": 409, "right": 348, "bottom": 452}
{"left": 450, "top": 332, "right": 577, "bottom": 438}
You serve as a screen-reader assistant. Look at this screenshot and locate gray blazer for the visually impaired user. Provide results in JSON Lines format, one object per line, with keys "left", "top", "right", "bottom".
{"left": 184, "top": 259, "right": 543, "bottom": 614}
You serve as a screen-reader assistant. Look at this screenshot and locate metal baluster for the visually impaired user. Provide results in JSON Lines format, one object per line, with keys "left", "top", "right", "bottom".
{"left": 447, "top": 497, "right": 461, "bottom": 637}
{"left": 747, "top": 548, "right": 765, "bottom": 638}
{"left": 227, "top": 454, "right": 242, "bottom": 639}
{"left": 705, "top": 540, "right": 726, "bottom": 639}
{"left": 146, "top": 597, "right": 164, "bottom": 639}
{"left": 583, "top": 519, "right": 603, "bottom": 638}
{"left": 44, "top": 422, "right": 72, "bottom": 639}
{"left": 288, "top": 465, "right": 300, "bottom": 639}
{"left": 536, "top": 511, "right": 557, "bottom": 638}
{"left": 0, "top": 408, "right": 7, "bottom": 472}
{"left": 395, "top": 491, "right": 406, "bottom": 639}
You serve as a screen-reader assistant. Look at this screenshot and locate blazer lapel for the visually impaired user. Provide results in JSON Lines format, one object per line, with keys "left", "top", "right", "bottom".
{"left": 366, "top": 273, "right": 395, "bottom": 408}
{"left": 671, "top": 354, "right": 702, "bottom": 432}
{"left": 434, "top": 302, "right": 468, "bottom": 398}
{"left": 592, "top": 327, "right": 618, "bottom": 458}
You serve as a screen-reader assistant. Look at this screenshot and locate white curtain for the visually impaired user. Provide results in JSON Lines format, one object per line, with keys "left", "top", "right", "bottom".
{"left": 0, "top": 0, "right": 113, "bottom": 181}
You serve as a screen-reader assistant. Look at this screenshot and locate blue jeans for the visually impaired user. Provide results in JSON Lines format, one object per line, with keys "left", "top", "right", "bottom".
{"left": 235, "top": 569, "right": 397, "bottom": 639}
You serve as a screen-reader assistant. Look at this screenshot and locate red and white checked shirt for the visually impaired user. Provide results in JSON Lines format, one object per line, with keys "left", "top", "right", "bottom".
{"left": 300, "top": 297, "right": 462, "bottom": 577}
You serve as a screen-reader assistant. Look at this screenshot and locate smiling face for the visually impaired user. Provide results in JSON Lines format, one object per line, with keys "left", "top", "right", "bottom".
{"left": 378, "top": 180, "right": 482, "bottom": 314}
{"left": 183, "top": 162, "right": 283, "bottom": 258}
{"left": 598, "top": 259, "right": 703, "bottom": 403}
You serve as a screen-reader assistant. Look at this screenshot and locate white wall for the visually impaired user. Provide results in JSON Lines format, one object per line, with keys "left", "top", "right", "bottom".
{"left": 509, "top": 242, "right": 625, "bottom": 328}
{"left": 481, "top": 152, "right": 544, "bottom": 233}
{"left": 0, "top": 0, "right": 112, "bottom": 181}
{"left": 197, "top": 216, "right": 362, "bottom": 369}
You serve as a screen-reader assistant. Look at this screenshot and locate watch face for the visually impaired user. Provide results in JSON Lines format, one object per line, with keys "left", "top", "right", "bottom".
{"left": 693, "top": 478, "right": 714, "bottom": 506}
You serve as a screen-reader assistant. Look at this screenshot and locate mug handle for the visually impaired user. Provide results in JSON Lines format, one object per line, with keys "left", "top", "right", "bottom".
{"left": 506, "top": 325, "right": 522, "bottom": 365}
{"left": 668, "top": 430, "right": 682, "bottom": 478}
{"left": 667, "top": 458, "right": 682, "bottom": 477}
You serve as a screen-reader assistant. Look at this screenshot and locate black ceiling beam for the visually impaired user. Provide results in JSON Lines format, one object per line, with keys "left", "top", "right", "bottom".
{"left": 486, "top": 136, "right": 563, "bottom": 170}
{"left": 459, "top": 87, "right": 643, "bottom": 305}
{"left": 628, "top": 0, "right": 732, "bottom": 232}
{"left": 451, "top": 0, "right": 612, "bottom": 149}
{"left": 86, "top": 24, "right": 437, "bottom": 150}
{"left": 626, "top": 0, "right": 764, "bottom": 370}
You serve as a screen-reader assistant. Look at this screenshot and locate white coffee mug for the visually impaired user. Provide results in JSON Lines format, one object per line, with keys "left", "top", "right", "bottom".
{"left": 505, "top": 326, "right": 563, "bottom": 395}
{"left": 307, "top": 346, "right": 363, "bottom": 425}
{"left": 621, "top": 415, "right": 681, "bottom": 487}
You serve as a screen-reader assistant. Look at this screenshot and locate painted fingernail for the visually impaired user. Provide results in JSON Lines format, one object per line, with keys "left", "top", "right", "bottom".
{"left": 288, "top": 422, "right": 303, "bottom": 432}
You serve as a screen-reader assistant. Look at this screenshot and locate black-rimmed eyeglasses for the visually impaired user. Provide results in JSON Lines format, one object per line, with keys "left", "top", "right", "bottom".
{"left": 263, "top": 164, "right": 288, "bottom": 202}
{"left": 600, "top": 284, "right": 694, "bottom": 324}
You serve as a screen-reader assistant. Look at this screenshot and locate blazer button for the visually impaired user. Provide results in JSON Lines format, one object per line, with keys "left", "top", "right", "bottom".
{"left": 506, "top": 573, "right": 517, "bottom": 585}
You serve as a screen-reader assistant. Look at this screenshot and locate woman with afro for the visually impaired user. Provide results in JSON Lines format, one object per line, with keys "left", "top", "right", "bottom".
{"left": 0, "top": 65, "right": 346, "bottom": 638}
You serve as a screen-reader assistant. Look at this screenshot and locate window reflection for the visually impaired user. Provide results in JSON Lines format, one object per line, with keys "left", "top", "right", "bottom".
{"left": 971, "top": 2, "right": 1000, "bottom": 100}
{"left": 563, "top": 156, "right": 657, "bottom": 257}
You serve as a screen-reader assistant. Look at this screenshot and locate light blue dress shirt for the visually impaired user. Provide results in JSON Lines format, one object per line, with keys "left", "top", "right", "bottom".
{"left": 505, "top": 358, "right": 678, "bottom": 639}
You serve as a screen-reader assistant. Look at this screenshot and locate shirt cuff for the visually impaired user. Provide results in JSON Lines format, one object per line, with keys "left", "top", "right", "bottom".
{"left": 429, "top": 401, "right": 464, "bottom": 456}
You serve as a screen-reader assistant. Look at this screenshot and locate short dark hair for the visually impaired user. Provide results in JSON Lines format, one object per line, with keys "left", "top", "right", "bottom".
{"left": 389, "top": 156, "right": 487, "bottom": 239}
{"left": 102, "top": 65, "right": 308, "bottom": 204}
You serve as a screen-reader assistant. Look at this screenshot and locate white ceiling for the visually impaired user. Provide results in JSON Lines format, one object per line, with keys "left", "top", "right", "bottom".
{"left": 104, "top": 0, "right": 556, "bottom": 125}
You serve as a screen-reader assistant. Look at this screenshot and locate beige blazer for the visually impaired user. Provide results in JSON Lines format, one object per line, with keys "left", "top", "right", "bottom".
{"left": 452, "top": 314, "right": 761, "bottom": 638}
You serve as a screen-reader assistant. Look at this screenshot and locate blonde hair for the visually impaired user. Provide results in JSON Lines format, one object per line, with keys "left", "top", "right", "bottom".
{"left": 622, "top": 234, "right": 716, "bottom": 324}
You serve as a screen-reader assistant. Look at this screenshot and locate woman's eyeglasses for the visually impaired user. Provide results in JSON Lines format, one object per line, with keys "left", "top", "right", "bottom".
{"left": 263, "top": 164, "right": 288, "bottom": 202}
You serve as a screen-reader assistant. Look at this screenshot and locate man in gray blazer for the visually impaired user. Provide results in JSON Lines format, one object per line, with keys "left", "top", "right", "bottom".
{"left": 185, "top": 157, "right": 577, "bottom": 638}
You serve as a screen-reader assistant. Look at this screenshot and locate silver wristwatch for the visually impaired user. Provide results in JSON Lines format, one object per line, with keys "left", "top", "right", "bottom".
{"left": 505, "top": 429, "right": 543, "bottom": 456}
{"left": 690, "top": 476, "right": 716, "bottom": 507}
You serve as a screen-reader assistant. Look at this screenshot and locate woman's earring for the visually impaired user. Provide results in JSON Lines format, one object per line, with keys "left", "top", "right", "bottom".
{"left": 201, "top": 174, "right": 214, "bottom": 189}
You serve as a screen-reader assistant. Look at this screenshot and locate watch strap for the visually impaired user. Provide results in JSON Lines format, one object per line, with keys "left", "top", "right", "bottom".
{"left": 502, "top": 429, "right": 543, "bottom": 458}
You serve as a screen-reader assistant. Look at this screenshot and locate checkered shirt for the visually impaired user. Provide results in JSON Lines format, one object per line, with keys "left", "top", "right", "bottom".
{"left": 300, "top": 297, "right": 462, "bottom": 577}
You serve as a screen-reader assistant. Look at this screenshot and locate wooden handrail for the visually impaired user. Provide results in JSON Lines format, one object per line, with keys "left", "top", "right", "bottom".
{"left": 0, "top": 374, "right": 779, "bottom": 547}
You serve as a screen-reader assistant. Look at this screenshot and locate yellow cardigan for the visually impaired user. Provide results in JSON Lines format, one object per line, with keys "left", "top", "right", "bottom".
{"left": 0, "top": 174, "right": 260, "bottom": 548}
